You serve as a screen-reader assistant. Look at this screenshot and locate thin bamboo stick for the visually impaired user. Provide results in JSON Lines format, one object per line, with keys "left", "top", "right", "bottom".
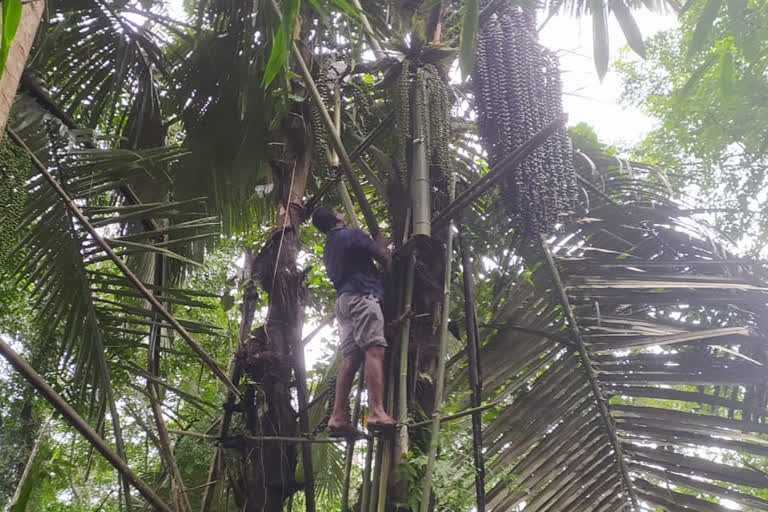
{"left": 0, "top": 335, "right": 172, "bottom": 512}
{"left": 167, "top": 430, "right": 345, "bottom": 443}
{"left": 286, "top": 38, "right": 379, "bottom": 238}
{"left": 397, "top": 256, "right": 416, "bottom": 445}
{"left": 419, "top": 176, "right": 455, "bottom": 512}
{"left": 332, "top": 81, "right": 360, "bottom": 231}
{"left": 5, "top": 128, "right": 241, "bottom": 399}
{"left": 149, "top": 252, "right": 192, "bottom": 512}
{"left": 459, "top": 224, "right": 486, "bottom": 512}
{"left": 303, "top": 114, "right": 394, "bottom": 217}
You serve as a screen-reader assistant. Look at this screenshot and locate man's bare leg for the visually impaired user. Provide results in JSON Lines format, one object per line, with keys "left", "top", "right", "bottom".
{"left": 365, "top": 346, "right": 396, "bottom": 427}
{"left": 328, "top": 351, "right": 363, "bottom": 429}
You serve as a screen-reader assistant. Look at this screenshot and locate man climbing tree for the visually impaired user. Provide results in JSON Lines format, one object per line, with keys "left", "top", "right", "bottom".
{"left": 311, "top": 206, "right": 397, "bottom": 437}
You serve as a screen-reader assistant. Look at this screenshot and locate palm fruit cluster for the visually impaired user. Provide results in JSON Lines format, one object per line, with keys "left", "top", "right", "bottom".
{"left": 473, "top": 4, "right": 577, "bottom": 235}
{"left": 0, "top": 137, "right": 29, "bottom": 264}
{"left": 310, "top": 56, "right": 333, "bottom": 178}
{"left": 395, "top": 60, "right": 454, "bottom": 181}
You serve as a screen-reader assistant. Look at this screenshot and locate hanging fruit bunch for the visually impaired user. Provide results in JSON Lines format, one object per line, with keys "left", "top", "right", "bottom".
{"left": 394, "top": 60, "right": 454, "bottom": 181}
{"left": 473, "top": 4, "right": 577, "bottom": 235}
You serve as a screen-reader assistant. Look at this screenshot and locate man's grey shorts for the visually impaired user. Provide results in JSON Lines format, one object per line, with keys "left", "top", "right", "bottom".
{"left": 336, "top": 293, "right": 387, "bottom": 357}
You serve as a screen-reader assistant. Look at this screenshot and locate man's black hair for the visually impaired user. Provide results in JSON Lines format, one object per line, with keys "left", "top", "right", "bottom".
{"left": 312, "top": 206, "right": 337, "bottom": 233}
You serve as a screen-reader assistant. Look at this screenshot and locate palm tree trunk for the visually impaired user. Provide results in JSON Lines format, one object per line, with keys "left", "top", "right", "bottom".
{"left": 0, "top": 0, "right": 44, "bottom": 141}
{"left": 233, "top": 103, "right": 313, "bottom": 512}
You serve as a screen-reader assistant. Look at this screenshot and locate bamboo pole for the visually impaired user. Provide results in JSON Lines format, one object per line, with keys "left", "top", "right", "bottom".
{"left": 360, "top": 437, "right": 374, "bottom": 512}
{"left": 539, "top": 235, "right": 639, "bottom": 510}
{"left": 349, "top": 0, "right": 384, "bottom": 58}
{"left": 303, "top": 114, "right": 394, "bottom": 217}
{"left": 369, "top": 437, "right": 383, "bottom": 512}
{"left": 294, "top": 311, "right": 316, "bottom": 512}
{"left": 341, "top": 367, "right": 365, "bottom": 511}
{"left": 431, "top": 115, "right": 566, "bottom": 231}
{"left": 377, "top": 255, "right": 416, "bottom": 512}
{"left": 419, "top": 176, "right": 455, "bottom": 512}
{"left": 332, "top": 81, "right": 360, "bottom": 231}
{"left": 458, "top": 224, "right": 486, "bottom": 512}
{"left": 410, "top": 71, "right": 430, "bottom": 237}
{"left": 288, "top": 39, "right": 379, "bottom": 238}
{"left": 149, "top": 253, "right": 192, "bottom": 512}
{"left": 168, "top": 430, "right": 344, "bottom": 444}
{"left": 5, "top": 128, "right": 241, "bottom": 399}
{"left": 0, "top": 335, "right": 172, "bottom": 512}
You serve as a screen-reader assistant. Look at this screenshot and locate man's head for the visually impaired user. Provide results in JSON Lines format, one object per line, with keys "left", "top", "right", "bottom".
{"left": 312, "top": 206, "right": 344, "bottom": 233}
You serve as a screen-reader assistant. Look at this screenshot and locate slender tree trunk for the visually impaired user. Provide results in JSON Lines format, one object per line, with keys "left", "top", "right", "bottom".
{"left": 0, "top": 0, "right": 44, "bottom": 141}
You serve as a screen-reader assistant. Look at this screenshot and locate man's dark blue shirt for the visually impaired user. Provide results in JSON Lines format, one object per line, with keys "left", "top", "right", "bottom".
{"left": 324, "top": 225, "right": 383, "bottom": 300}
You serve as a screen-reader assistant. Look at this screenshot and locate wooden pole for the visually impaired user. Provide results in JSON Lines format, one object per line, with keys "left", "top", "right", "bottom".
{"left": 0, "top": 335, "right": 173, "bottom": 512}
{"left": 6, "top": 127, "right": 241, "bottom": 399}
{"left": 419, "top": 176, "right": 455, "bottom": 512}
{"left": 458, "top": 224, "right": 486, "bottom": 512}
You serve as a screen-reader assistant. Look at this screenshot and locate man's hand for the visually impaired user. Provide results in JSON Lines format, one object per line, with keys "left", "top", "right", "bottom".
{"left": 375, "top": 233, "right": 391, "bottom": 249}
{"left": 374, "top": 233, "right": 392, "bottom": 266}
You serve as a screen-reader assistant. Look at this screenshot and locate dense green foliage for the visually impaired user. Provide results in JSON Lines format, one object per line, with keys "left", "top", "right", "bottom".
{"left": 617, "top": 0, "right": 768, "bottom": 251}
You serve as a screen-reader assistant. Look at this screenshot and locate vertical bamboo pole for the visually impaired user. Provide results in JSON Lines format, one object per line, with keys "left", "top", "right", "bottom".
{"left": 294, "top": 323, "right": 316, "bottom": 512}
{"left": 410, "top": 73, "right": 431, "bottom": 238}
{"left": 369, "top": 437, "right": 383, "bottom": 512}
{"left": 331, "top": 81, "right": 359, "bottom": 230}
{"left": 341, "top": 367, "right": 365, "bottom": 511}
{"left": 459, "top": 223, "right": 486, "bottom": 512}
{"left": 419, "top": 176, "right": 455, "bottom": 512}
{"left": 360, "top": 437, "right": 374, "bottom": 511}
{"left": 397, "top": 255, "right": 416, "bottom": 445}
{"left": 377, "top": 255, "right": 416, "bottom": 512}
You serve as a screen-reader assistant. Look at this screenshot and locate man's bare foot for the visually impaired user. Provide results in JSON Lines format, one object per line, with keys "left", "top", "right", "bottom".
{"left": 367, "top": 411, "right": 396, "bottom": 430}
{"left": 328, "top": 418, "right": 362, "bottom": 439}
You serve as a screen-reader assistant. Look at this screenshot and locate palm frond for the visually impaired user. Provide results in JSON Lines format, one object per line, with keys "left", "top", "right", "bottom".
{"left": 450, "top": 152, "right": 768, "bottom": 511}
{"left": 4, "top": 94, "right": 220, "bottom": 419}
